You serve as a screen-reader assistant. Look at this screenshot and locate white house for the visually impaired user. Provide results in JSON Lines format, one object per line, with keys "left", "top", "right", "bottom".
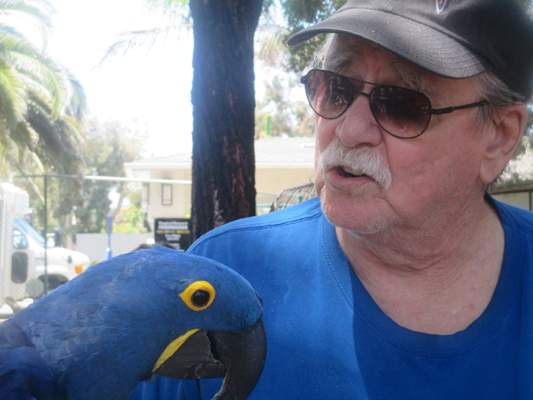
{"left": 124, "top": 137, "right": 315, "bottom": 223}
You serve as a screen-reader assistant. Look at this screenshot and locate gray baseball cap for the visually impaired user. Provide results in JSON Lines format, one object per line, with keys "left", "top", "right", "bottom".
{"left": 288, "top": 0, "right": 533, "bottom": 99}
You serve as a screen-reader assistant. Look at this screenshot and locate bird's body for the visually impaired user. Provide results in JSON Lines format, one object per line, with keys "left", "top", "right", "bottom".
{"left": 0, "top": 247, "right": 265, "bottom": 400}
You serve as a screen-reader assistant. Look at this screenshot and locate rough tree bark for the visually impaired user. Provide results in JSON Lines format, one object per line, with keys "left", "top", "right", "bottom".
{"left": 190, "top": 0, "right": 263, "bottom": 240}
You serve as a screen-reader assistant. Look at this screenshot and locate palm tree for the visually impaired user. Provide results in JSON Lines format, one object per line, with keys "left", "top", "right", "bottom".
{"left": 0, "top": 0, "right": 85, "bottom": 177}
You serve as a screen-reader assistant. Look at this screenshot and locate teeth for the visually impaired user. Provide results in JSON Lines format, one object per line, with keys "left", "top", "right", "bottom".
{"left": 342, "top": 166, "right": 363, "bottom": 176}
{"left": 337, "top": 166, "right": 365, "bottom": 178}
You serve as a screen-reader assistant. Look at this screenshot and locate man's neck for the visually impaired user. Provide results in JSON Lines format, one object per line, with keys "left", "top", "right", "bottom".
{"left": 337, "top": 198, "right": 505, "bottom": 335}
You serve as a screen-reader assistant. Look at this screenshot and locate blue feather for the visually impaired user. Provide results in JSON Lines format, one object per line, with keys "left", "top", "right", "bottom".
{"left": 0, "top": 347, "right": 61, "bottom": 400}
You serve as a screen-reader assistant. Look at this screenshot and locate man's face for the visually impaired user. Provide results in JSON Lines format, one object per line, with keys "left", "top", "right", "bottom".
{"left": 314, "top": 36, "right": 489, "bottom": 235}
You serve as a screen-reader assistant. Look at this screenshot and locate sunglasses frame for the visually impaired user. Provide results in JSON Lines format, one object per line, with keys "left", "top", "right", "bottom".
{"left": 301, "top": 69, "right": 489, "bottom": 139}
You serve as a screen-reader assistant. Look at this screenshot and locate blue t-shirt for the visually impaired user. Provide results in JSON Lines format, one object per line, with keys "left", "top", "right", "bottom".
{"left": 132, "top": 197, "right": 533, "bottom": 399}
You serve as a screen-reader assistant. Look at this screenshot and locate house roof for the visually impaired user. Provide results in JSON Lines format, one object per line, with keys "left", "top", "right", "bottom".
{"left": 125, "top": 136, "right": 315, "bottom": 171}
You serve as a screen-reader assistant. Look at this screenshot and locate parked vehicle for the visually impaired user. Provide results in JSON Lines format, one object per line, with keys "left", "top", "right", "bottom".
{"left": 0, "top": 183, "right": 90, "bottom": 318}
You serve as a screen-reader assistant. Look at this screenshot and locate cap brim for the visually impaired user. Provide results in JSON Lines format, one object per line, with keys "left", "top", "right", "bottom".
{"left": 287, "top": 7, "right": 485, "bottom": 79}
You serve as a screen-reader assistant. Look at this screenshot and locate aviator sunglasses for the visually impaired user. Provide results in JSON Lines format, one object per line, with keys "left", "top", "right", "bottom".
{"left": 301, "top": 69, "right": 489, "bottom": 139}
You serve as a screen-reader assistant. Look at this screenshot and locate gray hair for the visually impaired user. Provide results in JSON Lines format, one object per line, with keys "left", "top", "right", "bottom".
{"left": 313, "top": 34, "right": 357, "bottom": 71}
{"left": 475, "top": 72, "right": 525, "bottom": 122}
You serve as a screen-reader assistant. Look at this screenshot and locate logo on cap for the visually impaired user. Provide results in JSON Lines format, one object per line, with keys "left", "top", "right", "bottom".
{"left": 436, "top": 0, "right": 448, "bottom": 14}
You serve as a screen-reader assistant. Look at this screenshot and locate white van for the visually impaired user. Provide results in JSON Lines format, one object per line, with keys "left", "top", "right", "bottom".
{"left": 0, "top": 183, "right": 90, "bottom": 318}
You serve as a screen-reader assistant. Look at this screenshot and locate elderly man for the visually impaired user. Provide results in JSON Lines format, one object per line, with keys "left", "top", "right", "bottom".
{"left": 133, "top": 0, "right": 533, "bottom": 399}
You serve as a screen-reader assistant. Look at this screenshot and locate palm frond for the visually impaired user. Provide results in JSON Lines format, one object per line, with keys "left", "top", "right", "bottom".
{"left": 101, "top": 0, "right": 190, "bottom": 64}
{"left": 64, "top": 73, "right": 86, "bottom": 120}
{"left": 99, "top": 25, "right": 181, "bottom": 65}
{"left": 0, "top": 62, "right": 27, "bottom": 128}
{"left": 143, "top": 0, "right": 189, "bottom": 20}
{"left": 11, "top": 118, "right": 37, "bottom": 153}
{"left": 0, "top": 29, "right": 72, "bottom": 117}
{"left": 26, "top": 96, "right": 84, "bottom": 174}
{"left": 0, "top": 0, "right": 53, "bottom": 30}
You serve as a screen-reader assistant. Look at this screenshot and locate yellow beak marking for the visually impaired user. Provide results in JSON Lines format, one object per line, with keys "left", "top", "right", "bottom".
{"left": 152, "top": 328, "right": 200, "bottom": 373}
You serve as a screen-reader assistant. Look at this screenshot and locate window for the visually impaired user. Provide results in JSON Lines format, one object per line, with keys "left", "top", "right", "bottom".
{"left": 142, "top": 183, "right": 150, "bottom": 207}
{"left": 161, "top": 184, "right": 173, "bottom": 206}
{"left": 13, "top": 228, "right": 28, "bottom": 250}
{"left": 11, "top": 252, "right": 28, "bottom": 283}
{"left": 15, "top": 218, "right": 44, "bottom": 246}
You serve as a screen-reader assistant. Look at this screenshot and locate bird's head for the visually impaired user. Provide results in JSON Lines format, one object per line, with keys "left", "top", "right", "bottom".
{"left": 100, "top": 246, "right": 266, "bottom": 400}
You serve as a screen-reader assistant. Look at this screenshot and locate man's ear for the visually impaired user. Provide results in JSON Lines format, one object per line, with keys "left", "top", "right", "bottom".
{"left": 479, "top": 103, "right": 528, "bottom": 185}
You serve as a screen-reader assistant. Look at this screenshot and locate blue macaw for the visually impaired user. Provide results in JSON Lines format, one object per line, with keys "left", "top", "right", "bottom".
{"left": 0, "top": 246, "right": 265, "bottom": 400}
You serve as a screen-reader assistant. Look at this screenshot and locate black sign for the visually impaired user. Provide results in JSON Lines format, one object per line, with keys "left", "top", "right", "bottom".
{"left": 154, "top": 218, "right": 192, "bottom": 250}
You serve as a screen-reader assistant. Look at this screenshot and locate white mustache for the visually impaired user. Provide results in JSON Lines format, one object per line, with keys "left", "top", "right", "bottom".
{"left": 319, "top": 140, "right": 392, "bottom": 189}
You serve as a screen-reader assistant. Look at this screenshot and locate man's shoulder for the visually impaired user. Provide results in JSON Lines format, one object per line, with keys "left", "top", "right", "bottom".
{"left": 189, "top": 197, "right": 323, "bottom": 250}
{"left": 494, "top": 198, "right": 533, "bottom": 235}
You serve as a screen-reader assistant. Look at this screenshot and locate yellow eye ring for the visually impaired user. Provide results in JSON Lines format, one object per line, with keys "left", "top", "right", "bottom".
{"left": 179, "top": 281, "right": 216, "bottom": 312}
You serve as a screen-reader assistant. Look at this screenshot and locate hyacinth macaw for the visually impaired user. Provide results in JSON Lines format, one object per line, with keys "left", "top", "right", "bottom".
{"left": 0, "top": 246, "right": 265, "bottom": 400}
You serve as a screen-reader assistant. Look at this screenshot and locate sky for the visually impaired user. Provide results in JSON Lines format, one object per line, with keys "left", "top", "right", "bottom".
{"left": 47, "top": 0, "right": 194, "bottom": 158}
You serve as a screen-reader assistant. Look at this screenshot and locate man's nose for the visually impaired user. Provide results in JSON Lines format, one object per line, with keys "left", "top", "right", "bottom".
{"left": 334, "top": 92, "right": 383, "bottom": 148}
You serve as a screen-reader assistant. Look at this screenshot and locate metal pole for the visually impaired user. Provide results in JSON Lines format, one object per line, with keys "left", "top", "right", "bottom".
{"left": 106, "top": 215, "right": 113, "bottom": 260}
{"left": 43, "top": 174, "right": 49, "bottom": 295}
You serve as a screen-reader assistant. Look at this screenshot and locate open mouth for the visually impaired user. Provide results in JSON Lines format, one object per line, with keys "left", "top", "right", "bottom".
{"left": 334, "top": 166, "right": 368, "bottom": 179}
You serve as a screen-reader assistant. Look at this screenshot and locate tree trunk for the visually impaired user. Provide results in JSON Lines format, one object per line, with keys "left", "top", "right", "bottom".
{"left": 190, "top": 0, "right": 262, "bottom": 240}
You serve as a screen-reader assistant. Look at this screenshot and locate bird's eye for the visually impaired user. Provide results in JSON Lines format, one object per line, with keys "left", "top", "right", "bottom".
{"left": 180, "top": 281, "right": 216, "bottom": 311}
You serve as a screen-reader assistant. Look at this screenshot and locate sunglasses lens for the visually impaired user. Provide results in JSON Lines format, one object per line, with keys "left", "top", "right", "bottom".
{"left": 304, "top": 70, "right": 357, "bottom": 119}
{"left": 370, "top": 87, "right": 431, "bottom": 138}
{"left": 302, "top": 70, "right": 434, "bottom": 138}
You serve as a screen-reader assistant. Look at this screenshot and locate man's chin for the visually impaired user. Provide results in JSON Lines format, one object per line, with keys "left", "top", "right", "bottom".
{"left": 319, "top": 188, "right": 389, "bottom": 236}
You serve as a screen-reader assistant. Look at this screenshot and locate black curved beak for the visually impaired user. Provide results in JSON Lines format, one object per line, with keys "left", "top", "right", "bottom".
{"left": 153, "top": 319, "right": 266, "bottom": 400}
